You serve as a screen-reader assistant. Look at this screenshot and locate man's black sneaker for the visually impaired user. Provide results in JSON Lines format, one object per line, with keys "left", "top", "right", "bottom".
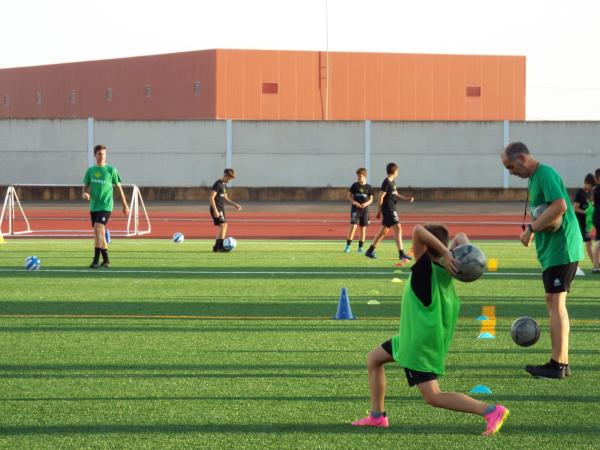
{"left": 101, "top": 262, "right": 110, "bottom": 268}
{"left": 89, "top": 262, "right": 101, "bottom": 269}
{"left": 212, "top": 246, "right": 218, "bottom": 253}
{"left": 525, "top": 362, "right": 565, "bottom": 379}
{"left": 400, "top": 253, "right": 412, "bottom": 262}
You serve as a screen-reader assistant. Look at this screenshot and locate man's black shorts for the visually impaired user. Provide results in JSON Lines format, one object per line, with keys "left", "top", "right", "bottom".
{"left": 542, "top": 262, "right": 578, "bottom": 294}
{"left": 577, "top": 216, "right": 591, "bottom": 242}
{"left": 350, "top": 207, "right": 370, "bottom": 226}
{"left": 90, "top": 211, "right": 111, "bottom": 227}
{"left": 381, "top": 339, "right": 437, "bottom": 387}
{"left": 381, "top": 209, "right": 399, "bottom": 228}
{"left": 210, "top": 207, "right": 226, "bottom": 226}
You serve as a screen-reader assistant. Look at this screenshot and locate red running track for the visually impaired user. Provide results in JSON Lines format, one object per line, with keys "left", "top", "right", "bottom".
{"left": 3, "top": 210, "right": 525, "bottom": 239}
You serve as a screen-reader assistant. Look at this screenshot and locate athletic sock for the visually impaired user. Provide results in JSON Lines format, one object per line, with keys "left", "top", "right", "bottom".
{"left": 93, "top": 247, "right": 101, "bottom": 264}
{"left": 217, "top": 239, "right": 224, "bottom": 250}
{"left": 483, "top": 405, "right": 496, "bottom": 416}
{"left": 366, "top": 245, "right": 375, "bottom": 254}
{"left": 358, "top": 241, "right": 364, "bottom": 248}
{"left": 370, "top": 411, "right": 386, "bottom": 418}
{"left": 399, "top": 249, "right": 405, "bottom": 258}
{"left": 346, "top": 240, "right": 352, "bottom": 246}
{"left": 100, "top": 249, "right": 109, "bottom": 264}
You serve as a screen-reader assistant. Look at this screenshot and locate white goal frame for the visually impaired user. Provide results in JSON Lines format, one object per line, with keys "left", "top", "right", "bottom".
{"left": 0, "top": 184, "right": 151, "bottom": 237}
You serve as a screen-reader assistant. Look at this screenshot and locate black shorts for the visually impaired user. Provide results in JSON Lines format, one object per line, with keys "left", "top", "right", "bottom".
{"left": 381, "top": 210, "right": 399, "bottom": 228}
{"left": 210, "top": 207, "right": 226, "bottom": 226}
{"left": 542, "top": 262, "right": 578, "bottom": 294}
{"left": 577, "top": 216, "right": 591, "bottom": 242}
{"left": 90, "top": 211, "right": 111, "bottom": 227}
{"left": 381, "top": 339, "right": 438, "bottom": 387}
{"left": 594, "top": 218, "right": 600, "bottom": 241}
{"left": 350, "top": 207, "right": 370, "bottom": 226}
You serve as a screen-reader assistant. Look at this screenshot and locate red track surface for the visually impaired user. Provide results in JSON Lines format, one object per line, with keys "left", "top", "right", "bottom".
{"left": 4, "top": 210, "right": 525, "bottom": 239}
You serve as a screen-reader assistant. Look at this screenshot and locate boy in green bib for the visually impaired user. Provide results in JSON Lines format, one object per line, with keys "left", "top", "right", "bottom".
{"left": 82, "top": 145, "right": 129, "bottom": 268}
{"left": 352, "top": 224, "right": 509, "bottom": 436}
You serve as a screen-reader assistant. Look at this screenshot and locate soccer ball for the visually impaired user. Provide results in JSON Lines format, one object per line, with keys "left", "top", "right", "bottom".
{"left": 223, "top": 237, "right": 237, "bottom": 252}
{"left": 451, "top": 244, "right": 486, "bottom": 282}
{"left": 531, "top": 203, "right": 563, "bottom": 232}
{"left": 25, "top": 256, "right": 41, "bottom": 271}
{"left": 510, "top": 316, "right": 541, "bottom": 347}
{"left": 172, "top": 232, "right": 184, "bottom": 243}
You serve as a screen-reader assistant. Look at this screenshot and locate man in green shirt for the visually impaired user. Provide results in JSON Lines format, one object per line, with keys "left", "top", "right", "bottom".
{"left": 352, "top": 224, "right": 509, "bottom": 436}
{"left": 82, "top": 145, "right": 129, "bottom": 268}
{"left": 502, "top": 142, "right": 583, "bottom": 379}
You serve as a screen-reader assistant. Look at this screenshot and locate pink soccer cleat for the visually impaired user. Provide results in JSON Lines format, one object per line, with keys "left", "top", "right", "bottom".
{"left": 351, "top": 413, "right": 389, "bottom": 428}
{"left": 482, "top": 405, "right": 509, "bottom": 436}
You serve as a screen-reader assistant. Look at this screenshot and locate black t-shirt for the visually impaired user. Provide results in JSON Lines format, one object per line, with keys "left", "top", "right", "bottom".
{"left": 381, "top": 178, "right": 397, "bottom": 212}
{"left": 349, "top": 182, "right": 373, "bottom": 206}
{"left": 411, "top": 253, "right": 435, "bottom": 307}
{"left": 212, "top": 179, "right": 227, "bottom": 211}
{"left": 593, "top": 186, "right": 600, "bottom": 221}
{"left": 573, "top": 189, "right": 589, "bottom": 219}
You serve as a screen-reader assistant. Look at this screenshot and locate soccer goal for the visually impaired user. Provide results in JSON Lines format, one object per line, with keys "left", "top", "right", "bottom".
{"left": 0, "top": 184, "right": 151, "bottom": 237}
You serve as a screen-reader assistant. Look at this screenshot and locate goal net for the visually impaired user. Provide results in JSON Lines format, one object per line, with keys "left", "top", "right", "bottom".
{"left": 0, "top": 184, "right": 151, "bottom": 237}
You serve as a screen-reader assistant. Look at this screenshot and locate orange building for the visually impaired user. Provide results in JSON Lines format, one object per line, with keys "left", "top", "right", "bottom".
{"left": 0, "top": 49, "right": 525, "bottom": 121}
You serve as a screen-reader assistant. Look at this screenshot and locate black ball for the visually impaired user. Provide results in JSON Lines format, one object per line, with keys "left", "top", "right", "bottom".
{"left": 510, "top": 316, "right": 541, "bottom": 347}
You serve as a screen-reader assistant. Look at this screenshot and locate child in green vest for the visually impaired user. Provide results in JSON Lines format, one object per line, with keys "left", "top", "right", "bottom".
{"left": 351, "top": 224, "right": 509, "bottom": 436}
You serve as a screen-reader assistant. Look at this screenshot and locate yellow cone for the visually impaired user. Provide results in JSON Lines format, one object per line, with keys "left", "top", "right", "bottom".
{"left": 0, "top": 234, "right": 4, "bottom": 244}
{"left": 487, "top": 258, "right": 498, "bottom": 272}
{"left": 392, "top": 278, "right": 402, "bottom": 283}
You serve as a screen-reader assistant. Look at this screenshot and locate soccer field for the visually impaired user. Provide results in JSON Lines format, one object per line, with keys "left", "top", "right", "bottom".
{"left": 0, "top": 239, "right": 599, "bottom": 449}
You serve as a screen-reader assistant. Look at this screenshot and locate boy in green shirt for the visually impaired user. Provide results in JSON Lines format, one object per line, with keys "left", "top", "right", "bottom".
{"left": 352, "top": 224, "right": 509, "bottom": 436}
{"left": 82, "top": 145, "right": 129, "bottom": 268}
{"left": 502, "top": 142, "right": 583, "bottom": 379}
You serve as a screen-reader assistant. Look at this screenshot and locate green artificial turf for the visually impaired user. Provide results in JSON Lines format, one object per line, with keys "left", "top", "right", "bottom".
{"left": 0, "top": 239, "right": 598, "bottom": 449}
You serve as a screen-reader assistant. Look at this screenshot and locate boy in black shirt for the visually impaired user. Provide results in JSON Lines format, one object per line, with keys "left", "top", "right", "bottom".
{"left": 572, "top": 173, "right": 595, "bottom": 263}
{"left": 209, "top": 168, "right": 241, "bottom": 252}
{"left": 365, "top": 163, "right": 414, "bottom": 261}
{"left": 593, "top": 169, "right": 600, "bottom": 273}
{"left": 344, "top": 168, "right": 374, "bottom": 253}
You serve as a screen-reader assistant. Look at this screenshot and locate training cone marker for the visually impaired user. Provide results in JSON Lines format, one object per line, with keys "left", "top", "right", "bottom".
{"left": 0, "top": 234, "right": 4, "bottom": 244}
{"left": 575, "top": 267, "right": 585, "bottom": 276}
{"left": 487, "top": 258, "right": 498, "bottom": 272}
{"left": 391, "top": 278, "right": 402, "bottom": 283}
{"left": 333, "top": 288, "right": 356, "bottom": 320}
{"left": 469, "top": 385, "right": 493, "bottom": 394}
{"left": 477, "top": 332, "right": 496, "bottom": 339}
{"left": 369, "top": 289, "right": 380, "bottom": 295}
{"left": 475, "top": 315, "right": 489, "bottom": 321}
{"left": 367, "top": 300, "right": 380, "bottom": 305}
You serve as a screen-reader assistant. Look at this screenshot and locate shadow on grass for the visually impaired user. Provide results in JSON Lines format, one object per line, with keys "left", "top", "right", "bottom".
{"left": 0, "top": 422, "right": 598, "bottom": 436}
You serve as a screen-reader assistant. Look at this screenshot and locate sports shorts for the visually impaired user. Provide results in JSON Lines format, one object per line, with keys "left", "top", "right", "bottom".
{"left": 542, "top": 262, "right": 578, "bottom": 294}
{"left": 381, "top": 339, "right": 438, "bottom": 387}
{"left": 210, "top": 207, "right": 226, "bottom": 226}
{"left": 576, "top": 215, "right": 591, "bottom": 242}
{"left": 350, "top": 207, "right": 370, "bottom": 226}
{"left": 90, "top": 211, "right": 111, "bottom": 227}
{"left": 381, "top": 209, "right": 399, "bottom": 228}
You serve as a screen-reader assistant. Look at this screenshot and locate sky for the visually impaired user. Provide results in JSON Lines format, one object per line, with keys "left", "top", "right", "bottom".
{"left": 1, "top": 0, "right": 599, "bottom": 120}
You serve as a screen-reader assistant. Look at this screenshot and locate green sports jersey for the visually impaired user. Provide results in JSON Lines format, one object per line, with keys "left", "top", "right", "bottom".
{"left": 391, "top": 258, "right": 460, "bottom": 376}
{"left": 529, "top": 164, "right": 583, "bottom": 270}
{"left": 82, "top": 165, "right": 122, "bottom": 212}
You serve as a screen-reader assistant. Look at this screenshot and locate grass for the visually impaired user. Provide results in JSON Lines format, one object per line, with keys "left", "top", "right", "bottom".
{"left": 0, "top": 238, "right": 599, "bottom": 449}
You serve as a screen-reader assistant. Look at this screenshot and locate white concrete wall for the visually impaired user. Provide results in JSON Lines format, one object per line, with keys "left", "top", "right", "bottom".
{"left": 1, "top": 119, "right": 599, "bottom": 188}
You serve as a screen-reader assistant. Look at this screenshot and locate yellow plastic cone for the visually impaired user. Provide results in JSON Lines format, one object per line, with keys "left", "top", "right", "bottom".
{"left": 487, "top": 258, "right": 498, "bottom": 272}
{"left": 0, "top": 234, "right": 4, "bottom": 244}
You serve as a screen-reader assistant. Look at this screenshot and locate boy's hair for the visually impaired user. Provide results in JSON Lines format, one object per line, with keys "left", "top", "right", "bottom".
{"left": 386, "top": 162, "right": 398, "bottom": 175}
{"left": 424, "top": 223, "right": 449, "bottom": 258}
{"left": 504, "top": 142, "right": 530, "bottom": 161}
{"left": 356, "top": 167, "right": 367, "bottom": 176}
{"left": 224, "top": 168, "right": 236, "bottom": 178}
{"left": 584, "top": 173, "right": 595, "bottom": 186}
{"left": 93, "top": 144, "right": 106, "bottom": 155}
{"left": 595, "top": 168, "right": 600, "bottom": 179}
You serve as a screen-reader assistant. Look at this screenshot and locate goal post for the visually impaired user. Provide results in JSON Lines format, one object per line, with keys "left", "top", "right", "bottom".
{"left": 0, "top": 184, "right": 151, "bottom": 237}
